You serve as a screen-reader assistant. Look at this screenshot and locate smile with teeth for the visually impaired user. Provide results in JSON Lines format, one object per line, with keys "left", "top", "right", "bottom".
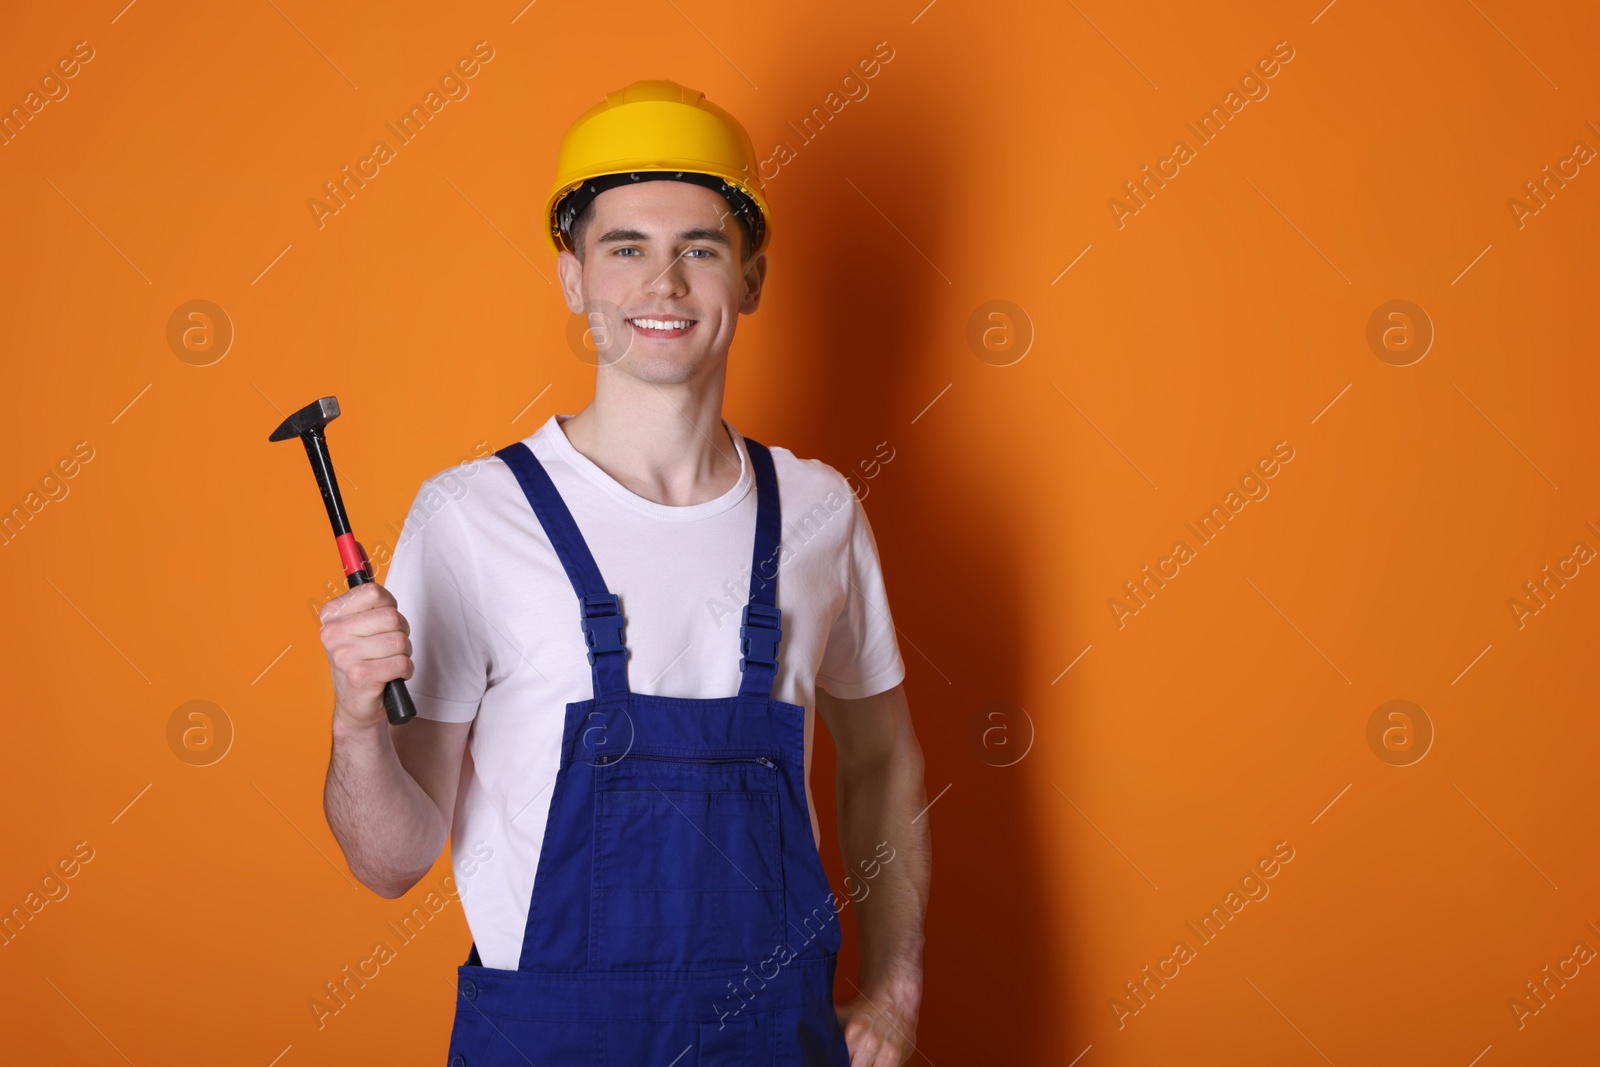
{"left": 628, "top": 317, "right": 696, "bottom": 334}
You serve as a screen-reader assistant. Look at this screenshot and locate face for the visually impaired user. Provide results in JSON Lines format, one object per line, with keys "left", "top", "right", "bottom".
{"left": 556, "top": 181, "right": 767, "bottom": 384}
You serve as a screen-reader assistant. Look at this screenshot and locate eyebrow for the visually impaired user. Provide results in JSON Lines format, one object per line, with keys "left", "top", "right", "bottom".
{"left": 596, "top": 226, "right": 731, "bottom": 247}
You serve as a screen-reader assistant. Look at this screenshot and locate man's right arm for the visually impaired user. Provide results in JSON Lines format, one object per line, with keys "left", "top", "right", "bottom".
{"left": 319, "top": 580, "right": 472, "bottom": 898}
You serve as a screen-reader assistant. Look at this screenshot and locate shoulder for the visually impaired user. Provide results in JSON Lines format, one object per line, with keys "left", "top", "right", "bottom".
{"left": 759, "top": 440, "right": 854, "bottom": 508}
{"left": 755, "top": 440, "right": 861, "bottom": 556}
{"left": 397, "top": 442, "right": 522, "bottom": 549}
{"left": 415, "top": 445, "right": 510, "bottom": 505}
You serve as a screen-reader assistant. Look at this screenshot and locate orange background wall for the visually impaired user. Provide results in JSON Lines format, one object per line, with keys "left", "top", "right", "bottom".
{"left": 3, "top": 0, "right": 1597, "bottom": 1063}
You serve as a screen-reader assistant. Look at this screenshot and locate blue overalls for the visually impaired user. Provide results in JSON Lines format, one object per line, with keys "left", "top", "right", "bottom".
{"left": 444, "top": 436, "right": 852, "bottom": 1066}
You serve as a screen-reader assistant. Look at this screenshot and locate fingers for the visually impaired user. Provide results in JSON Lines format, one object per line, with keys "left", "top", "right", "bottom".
{"left": 336, "top": 605, "right": 411, "bottom": 640}
{"left": 837, "top": 1001, "right": 916, "bottom": 1067}
{"left": 336, "top": 650, "right": 415, "bottom": 690}
{"left": 318, "top": 580, "right": 398, "bottom": 622}
{"left": 318, "top": 581, "right": 416, "bottom": 726}
{"left": 322, "top": 617, "right": 413, "bottom": 662}
{"left": 319, "top": 583, "right": 411, "bottom": 637}
{"left": 323, "top": 628, "right": 411, "bottom": 675}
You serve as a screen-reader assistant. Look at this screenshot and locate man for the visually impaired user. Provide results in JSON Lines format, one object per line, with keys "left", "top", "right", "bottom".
{"left": 318, "top": 79, "right": 929, "bottom": 1065}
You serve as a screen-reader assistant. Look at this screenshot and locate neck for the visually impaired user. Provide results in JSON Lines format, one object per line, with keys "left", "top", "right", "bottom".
{"left": 559, "top": 372, "right": 740, "bottom": 507}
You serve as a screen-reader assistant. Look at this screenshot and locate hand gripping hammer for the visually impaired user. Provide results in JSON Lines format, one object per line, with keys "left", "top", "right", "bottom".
{"left": 270, "top": 396, "right": 417, "bottom": 725}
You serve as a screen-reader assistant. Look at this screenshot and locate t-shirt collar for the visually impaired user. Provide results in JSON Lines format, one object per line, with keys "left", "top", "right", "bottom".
{"left": 535, "top": 413, "right": 754, "bottom": 521}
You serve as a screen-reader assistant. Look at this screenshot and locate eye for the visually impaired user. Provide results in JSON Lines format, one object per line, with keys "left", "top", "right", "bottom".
{"left": 685, "top": 247, "right": 715, "bottom": 259}
{"left": 612, "top": 247, "right": 640, "bottom": 257}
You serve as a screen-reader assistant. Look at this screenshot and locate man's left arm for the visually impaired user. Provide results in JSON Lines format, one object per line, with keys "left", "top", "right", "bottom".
{"left": 816, "top": 680, "right": 930, "bottom": 1066}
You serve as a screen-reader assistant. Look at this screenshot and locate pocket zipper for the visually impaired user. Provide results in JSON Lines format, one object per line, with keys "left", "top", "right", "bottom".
{"left": 594, "top": 752, "right": 775, "bottom": 767}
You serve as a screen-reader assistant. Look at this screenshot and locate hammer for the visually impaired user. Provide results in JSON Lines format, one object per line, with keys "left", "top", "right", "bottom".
{"left": 269, "top": 396, "right": 416, "bottom": 726}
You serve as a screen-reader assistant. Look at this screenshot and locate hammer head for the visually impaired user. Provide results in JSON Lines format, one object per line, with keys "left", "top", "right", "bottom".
{"left": 268, "top": 396, "right": 341, "bottom": 442}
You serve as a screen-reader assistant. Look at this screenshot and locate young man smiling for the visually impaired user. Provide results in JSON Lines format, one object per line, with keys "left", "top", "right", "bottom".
{"left": 318, "top": 80, "right": 930, "bottom": 1065}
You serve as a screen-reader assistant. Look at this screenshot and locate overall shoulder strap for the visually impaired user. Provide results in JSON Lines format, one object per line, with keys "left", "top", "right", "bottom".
{"left": 495, "top": 441, "right": 629, "bottom": 702}
{"left": 738, "top": 437, "right": 783, "bottom": 699}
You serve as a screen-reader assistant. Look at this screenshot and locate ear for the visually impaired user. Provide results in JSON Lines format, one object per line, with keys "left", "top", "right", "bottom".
{"left": 739, "top": 249, "right": 768, "bottom": 315}
{"left": 556, "top": 249, "right": 587, "bottom": 316}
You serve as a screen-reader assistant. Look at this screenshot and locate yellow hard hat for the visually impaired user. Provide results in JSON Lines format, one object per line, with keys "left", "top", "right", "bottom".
{"left": 544, "top": 79, "right": 771, "bottom": 257}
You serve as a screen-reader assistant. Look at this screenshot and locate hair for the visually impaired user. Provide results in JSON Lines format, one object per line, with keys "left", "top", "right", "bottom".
{"left": 568, "top": 198, "right": 754, "bottom": 265}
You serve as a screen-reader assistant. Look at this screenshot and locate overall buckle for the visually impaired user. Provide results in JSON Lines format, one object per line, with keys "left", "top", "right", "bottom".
{"left": 739, "top": 602, "right": 782, "bottom": 672}
{"left": 580, "top": 593, "right": 626, "bottom": 666}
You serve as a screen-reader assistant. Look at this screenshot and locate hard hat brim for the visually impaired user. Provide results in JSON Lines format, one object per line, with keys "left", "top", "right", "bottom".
{"left": 549, "top": 171, "right": 766, "bottom": 258}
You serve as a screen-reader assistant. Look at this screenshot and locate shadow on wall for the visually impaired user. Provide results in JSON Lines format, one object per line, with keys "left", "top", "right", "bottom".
{"left": 782, "top": 82, "right": 1065, "bottom": 1063}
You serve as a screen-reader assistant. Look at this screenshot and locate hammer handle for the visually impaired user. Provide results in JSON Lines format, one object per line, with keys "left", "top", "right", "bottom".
{"left": 346, "top": 566, "right": 418, "bottom": 726}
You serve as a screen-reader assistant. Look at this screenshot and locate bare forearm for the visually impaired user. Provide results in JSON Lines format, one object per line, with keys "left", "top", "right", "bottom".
{"left": 837, "top": 742, "right": 931, "bottom": 1008}
{"left": 323, "top": 710, "right": 448, "bottom": 897}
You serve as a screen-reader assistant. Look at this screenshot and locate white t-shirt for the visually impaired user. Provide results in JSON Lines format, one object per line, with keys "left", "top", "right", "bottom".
{"left": 383, "top": 413, "right": 906, "bottom": 970}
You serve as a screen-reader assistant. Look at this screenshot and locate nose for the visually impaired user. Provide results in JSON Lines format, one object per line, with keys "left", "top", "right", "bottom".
{"left": 644, "top": 250, "right": 690, "bottom": 299}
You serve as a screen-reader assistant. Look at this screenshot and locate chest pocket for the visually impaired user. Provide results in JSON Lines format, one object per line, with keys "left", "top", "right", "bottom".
{"left": 590, "top": 752, "right": 786, "bottom": 971}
